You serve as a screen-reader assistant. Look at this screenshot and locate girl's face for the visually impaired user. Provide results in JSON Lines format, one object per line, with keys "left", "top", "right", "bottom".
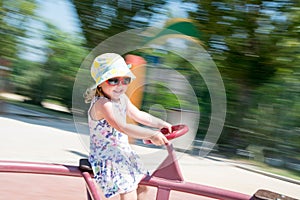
{"left": 100, "top": 77, "right": 131, "bottom": 101}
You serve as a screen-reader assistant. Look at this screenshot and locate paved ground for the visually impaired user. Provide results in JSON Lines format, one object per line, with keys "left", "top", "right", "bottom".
{"left": 0, "top": 101, "right": 299, "bottom": 199}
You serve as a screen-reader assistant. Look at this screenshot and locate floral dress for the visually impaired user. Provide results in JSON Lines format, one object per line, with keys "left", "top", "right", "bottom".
{"left": 88, "top": 95, "right": 147, "bottom": 198}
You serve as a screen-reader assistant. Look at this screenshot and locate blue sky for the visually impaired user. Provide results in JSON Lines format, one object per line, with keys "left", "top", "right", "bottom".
{"left": 36, "top": 0, "right": 194, "bottom": 32}
{"left": 37, "top": 0, "right": 81, "bottom": 34}
{"left": 21, "top": 0, "right": 194, "bottom": 61}
{"left": 20, "top": 0, "right": 81, "bottom": 61}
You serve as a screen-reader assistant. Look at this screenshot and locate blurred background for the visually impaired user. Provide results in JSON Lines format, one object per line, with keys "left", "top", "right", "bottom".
{"left": 0, "top": 0, "right": 299, "bottom": 179}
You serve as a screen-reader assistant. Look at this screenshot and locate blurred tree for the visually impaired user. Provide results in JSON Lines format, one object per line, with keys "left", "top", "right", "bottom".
{"left": 42, "top": 24, "right": 88, "bottom": 108}
{"left": 72, "top": 0, "right": 168, "bottom": 48}
{"left": 12, "top": 58, "right": 44, "bottom": 103}
{"left": 187, "top": 0, "right": 300, "bottom": 152}
{"left": 248, "top": 2, "right": 300, "bottom": 156}
{"left": 0, "top": 0, "right": 37, "bottom": 62}
{"left": 13, "top": 22, "right": 88, "bottom": 108}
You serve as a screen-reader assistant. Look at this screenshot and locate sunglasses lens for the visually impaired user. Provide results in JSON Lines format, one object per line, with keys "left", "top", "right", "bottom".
{"left": 106, "top": 77, "right": 131, "bottom": 85}
{"left": 123, "top": 77, "right": 131, "bottom": 85}
{"left": 107, "top": 78, "right": 119, "bottom": 85}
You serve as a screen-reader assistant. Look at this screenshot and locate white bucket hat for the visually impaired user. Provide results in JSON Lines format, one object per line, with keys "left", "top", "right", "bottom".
{"left": 90, "top": 53, "right": 136, "bottom": 88}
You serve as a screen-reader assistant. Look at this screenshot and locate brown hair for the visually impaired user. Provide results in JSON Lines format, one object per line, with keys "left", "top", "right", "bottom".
{"left": 84, "top": 86, "right": 107, "bottom": 103}
{"left": 95, "top": 86, "right": 103, "bottom": 97}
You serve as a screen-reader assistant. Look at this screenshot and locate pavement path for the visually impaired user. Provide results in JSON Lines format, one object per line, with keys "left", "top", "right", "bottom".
{"left": 0, "top": 102, "right": 299, "bottom": 199}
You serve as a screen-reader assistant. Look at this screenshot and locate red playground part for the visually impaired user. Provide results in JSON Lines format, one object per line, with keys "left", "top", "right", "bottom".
{"left": 144, "top": 124, "right": 189, "bottom": 144}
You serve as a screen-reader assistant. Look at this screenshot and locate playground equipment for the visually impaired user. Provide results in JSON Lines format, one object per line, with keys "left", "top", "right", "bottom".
{"left": 0, "top": 124, "right": 297, "bottom": 200}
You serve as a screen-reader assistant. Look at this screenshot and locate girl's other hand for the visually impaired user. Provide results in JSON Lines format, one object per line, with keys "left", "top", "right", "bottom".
{"left": 149, "top": 132, "right": 169, "bottom": 146}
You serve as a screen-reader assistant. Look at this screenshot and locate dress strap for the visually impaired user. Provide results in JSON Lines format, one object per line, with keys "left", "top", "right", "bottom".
{"left": 92, "top": 96, "right": 109, "bottom": 104}
{"left": 88, "top": 96, "right": 108, "bottom": 120}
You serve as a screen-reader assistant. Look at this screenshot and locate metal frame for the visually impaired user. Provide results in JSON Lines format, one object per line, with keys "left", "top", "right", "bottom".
{"left": 0, "top": 144, "right": 252, "bottom": 200}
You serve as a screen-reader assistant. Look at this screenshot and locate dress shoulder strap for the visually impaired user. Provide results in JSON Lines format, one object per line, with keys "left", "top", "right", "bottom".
{"left": 91, "top": 96, "right": 109, "bottom": 104}
{"left": 88, "top": 96, "right": 109, "bottom": 119}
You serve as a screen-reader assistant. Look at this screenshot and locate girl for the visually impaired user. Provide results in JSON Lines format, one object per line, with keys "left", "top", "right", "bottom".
{"left": 85, "top": 53, "right": 171, "bottom": 200}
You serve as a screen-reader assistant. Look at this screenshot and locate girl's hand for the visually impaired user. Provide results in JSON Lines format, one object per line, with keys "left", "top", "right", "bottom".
{"left": 149, "top": 132, "right": 169, "bottom": 146}
{"left": 161, "top": 122, "right": 172, "bottom": 134}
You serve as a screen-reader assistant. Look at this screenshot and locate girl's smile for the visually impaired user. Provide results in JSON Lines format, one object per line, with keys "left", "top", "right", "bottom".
{"left": 112, "top": 88, "right": 125, "bottom": 95}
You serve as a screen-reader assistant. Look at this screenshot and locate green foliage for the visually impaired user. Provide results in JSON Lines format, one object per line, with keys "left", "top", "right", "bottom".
{"left": 41, "top": 25, "right": 88, "bottom": 108}
{"left": 187, "top": 0, "right": 300, "bottom": 158}
{"left": 72, "top": 0, "right": 168, "bottom": 48}
{"left": 0, "top": 0, "right": 37, "bottom": 61}
{"left": 12, "top": 59, "right": 46, "bottom": 104}
{"left": 142, "top": 82, "right": 180, "bottom": 111}
{"left": 12, "top": 22, "right": 88, "bottom": 108}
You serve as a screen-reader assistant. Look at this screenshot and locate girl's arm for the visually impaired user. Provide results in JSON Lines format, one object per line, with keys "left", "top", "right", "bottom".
{"left": 91, "top": 97, "right": 169, "bottom": 146}
{"left": 125, "top": 95, "right": 172, "bottom": 132}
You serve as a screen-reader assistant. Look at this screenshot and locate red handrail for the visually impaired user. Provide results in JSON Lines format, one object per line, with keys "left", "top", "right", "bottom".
{"left": 0, "top": 160, "right": 82, "bottom": 177}
{"left": 0, "top": 160, "right": 252, "bottom": 200}
{"left": 140, "top": 176, "right": 251, "bottom": 200}
{"left": 82, "top": 172, "right": 101, "bottom": 200}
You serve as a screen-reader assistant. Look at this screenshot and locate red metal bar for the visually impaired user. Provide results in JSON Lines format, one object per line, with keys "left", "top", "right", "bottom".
{"left": 140, "top": 177, "right": 252, "bottom": 200}
{"left": 0, "top": 160, "right": 252, "bottom": 200}
{"left": 0, "top": 160, "right": 82, "bottom": 177}
{"left": 0, "top": 161, "right": 102, "bottom": 199}
{"left": 82, "top": 172, "right": 102, "bottom": 200}
{"left": 156, "top": 187, "right": 171, "bottom": 200}
{"left": 150, "top": 144, "right": 184, "bottom": 181}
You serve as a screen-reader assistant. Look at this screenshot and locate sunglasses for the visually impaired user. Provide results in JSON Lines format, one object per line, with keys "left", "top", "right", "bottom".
{"left": 106, "top": 77, "right": 131, "bottom": 86}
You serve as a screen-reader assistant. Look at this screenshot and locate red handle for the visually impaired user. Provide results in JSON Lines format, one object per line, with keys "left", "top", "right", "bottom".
{"left": 144, "top": 124, "right": 189, "bottom": 144}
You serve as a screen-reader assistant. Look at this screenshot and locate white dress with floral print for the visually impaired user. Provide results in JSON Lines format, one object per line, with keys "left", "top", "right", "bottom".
{"left": 88, "top": 95, "right": 146, "bottom": 198}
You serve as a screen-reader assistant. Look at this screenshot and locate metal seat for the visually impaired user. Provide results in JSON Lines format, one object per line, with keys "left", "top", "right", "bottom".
{"left": 79, "top": 158, "right": 93, "bottom": 173}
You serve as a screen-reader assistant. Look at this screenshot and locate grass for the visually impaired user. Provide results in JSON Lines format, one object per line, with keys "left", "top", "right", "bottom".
{"left": 233, "top": 157, "right": 300, "bottom": 181}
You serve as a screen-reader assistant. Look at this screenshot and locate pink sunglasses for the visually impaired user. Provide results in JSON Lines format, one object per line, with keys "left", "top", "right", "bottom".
{"left": 105, "top": 77, "right": 131, "bottom": 86}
